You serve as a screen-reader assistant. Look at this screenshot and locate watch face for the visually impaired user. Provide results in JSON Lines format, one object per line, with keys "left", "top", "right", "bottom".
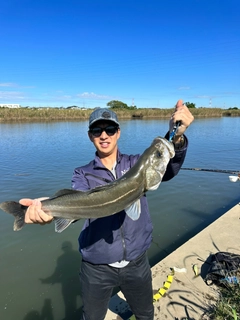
{"left": 174, "top": 136, "right": 184, "bottom": 149}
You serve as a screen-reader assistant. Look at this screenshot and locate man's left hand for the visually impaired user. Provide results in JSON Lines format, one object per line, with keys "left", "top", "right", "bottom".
{"left": 169, "top": 99, "right": 194, "bottom": 142}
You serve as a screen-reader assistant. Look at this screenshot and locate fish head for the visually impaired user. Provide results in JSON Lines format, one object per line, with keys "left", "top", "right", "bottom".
{"left": 145, "top": 137, "right": 175, "bottom": 190}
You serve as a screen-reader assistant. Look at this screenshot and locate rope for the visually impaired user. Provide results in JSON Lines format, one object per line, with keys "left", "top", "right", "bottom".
{"left": 181, "top": 167, "right": 239, "bottom": 175}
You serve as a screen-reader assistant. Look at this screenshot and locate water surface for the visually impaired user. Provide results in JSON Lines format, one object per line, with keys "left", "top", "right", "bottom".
{"left": 0, "top": 117, "right": 239, "bottom": 320}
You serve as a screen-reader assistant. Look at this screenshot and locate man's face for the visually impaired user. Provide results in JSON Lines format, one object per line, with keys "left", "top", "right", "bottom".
{"left": 88, "top": 121, "right": 120, "bottom": 157}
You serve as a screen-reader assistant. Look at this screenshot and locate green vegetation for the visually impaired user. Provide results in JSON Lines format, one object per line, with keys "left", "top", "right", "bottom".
{"left": 206, "top": 281, "right": 240, "bottom": 320}
{"left": 107, "top": 100, "right": 137, "bottom": 110}
{"left": 185, "top": 102, "right": 196, "bottom": 108}
{"left": 0, "top": 105, "right": 239, "bottom": 122}
{"left": 0, "top": 107, "right": 92, "bottom": 122}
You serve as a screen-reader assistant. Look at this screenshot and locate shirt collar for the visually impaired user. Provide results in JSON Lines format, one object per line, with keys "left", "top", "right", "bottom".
{"left": 93, "top": 149, "right": 123, "bottom": 168}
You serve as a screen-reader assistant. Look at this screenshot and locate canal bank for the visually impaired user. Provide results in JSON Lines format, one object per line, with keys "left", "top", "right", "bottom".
{"left": 105, "top": 202, "right": 240, "bottom": 320}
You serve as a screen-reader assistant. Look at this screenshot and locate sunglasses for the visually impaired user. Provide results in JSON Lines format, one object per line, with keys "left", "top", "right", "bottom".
{"left": 89, "top": 126, "right": 119, "bottom": 137}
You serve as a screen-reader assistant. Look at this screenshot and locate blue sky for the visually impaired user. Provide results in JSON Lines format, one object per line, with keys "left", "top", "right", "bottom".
{"left": 1, "top": 0, "right": 239, "bottom": 109}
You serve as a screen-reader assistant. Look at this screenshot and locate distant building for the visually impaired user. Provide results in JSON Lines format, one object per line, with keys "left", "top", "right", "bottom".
{"left": 0, "top": 104, "right": 21, "bottom": 108}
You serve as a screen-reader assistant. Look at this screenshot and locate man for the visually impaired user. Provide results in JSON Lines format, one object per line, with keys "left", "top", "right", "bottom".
{"left": 20, "top": 100, "right": 194, "bottom": 320}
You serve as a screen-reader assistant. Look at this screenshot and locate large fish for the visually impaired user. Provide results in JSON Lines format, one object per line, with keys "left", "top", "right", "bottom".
{"left": 0, "top": 137, "right": 175, "bottom": 233}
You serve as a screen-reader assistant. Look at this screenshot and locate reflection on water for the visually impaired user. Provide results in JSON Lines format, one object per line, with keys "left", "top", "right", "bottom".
{"left": 23, "top": 299, "right": 54, "bottom": 320}
{"left": 0, "top": 117, "right": 240, "bottom": 320}
{"left": 39, "top": 241, "right": 82, "bottom": 319}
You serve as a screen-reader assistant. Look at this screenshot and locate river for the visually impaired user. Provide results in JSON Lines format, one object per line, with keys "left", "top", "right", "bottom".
{"left": 0, "top": 117, "right": 239, "bottom": 320}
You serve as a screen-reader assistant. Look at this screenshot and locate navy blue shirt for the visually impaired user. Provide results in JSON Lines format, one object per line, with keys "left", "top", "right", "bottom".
{"left": 72, "top": 135, "right": 188, "bottom": 264}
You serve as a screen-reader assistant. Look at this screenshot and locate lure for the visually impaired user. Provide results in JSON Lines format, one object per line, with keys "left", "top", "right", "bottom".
{"left": 192, "top": 264, "right": 199, "bottom": 276}
{"left": 169, "top": 121, "right": 181, "bottom": 142}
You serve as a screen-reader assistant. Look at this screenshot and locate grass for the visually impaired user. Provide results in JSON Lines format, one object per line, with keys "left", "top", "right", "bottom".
{"left": 206, "top": 277, "right": 240, "bottom": 320}
{"left": 0, "top": 106, "right": 240, "bottom": 122}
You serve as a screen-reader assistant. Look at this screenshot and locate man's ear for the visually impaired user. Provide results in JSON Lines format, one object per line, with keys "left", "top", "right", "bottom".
{"left": 88, "top": 131, "right": 93, "bottom": 142}
{"left": 117, "top": 128, "right": 121, "bottom": 140}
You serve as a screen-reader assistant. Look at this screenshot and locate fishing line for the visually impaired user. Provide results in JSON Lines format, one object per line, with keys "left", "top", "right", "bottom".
{"left": 181, "top": 168, "right": 239, "bottom": 175}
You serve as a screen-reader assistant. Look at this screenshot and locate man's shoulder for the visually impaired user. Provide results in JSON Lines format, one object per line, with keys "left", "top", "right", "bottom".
{"left": 118, "top": 152, "right": 141, "bottom": 166}
{"left": 74, "top": 159, "right": 95, "bottom": 173}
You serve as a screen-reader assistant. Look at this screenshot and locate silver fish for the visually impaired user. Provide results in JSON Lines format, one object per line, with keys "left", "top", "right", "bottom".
{"left": 0, "top": 137, "right": 174, "bottom": 233}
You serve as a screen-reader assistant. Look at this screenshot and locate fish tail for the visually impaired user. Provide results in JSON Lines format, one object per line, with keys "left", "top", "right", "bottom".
{"left": 0, "top": 201, "right": 27, "bottom": 231}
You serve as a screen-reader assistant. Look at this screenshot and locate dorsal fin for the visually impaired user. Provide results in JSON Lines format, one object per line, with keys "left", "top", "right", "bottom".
{"left": 52, "top": 189, "right": 83, "bottom": 197}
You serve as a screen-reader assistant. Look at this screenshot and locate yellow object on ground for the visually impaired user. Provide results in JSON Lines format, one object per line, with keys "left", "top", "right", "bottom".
{"left": 127, "top": 268, "right": 175, "bottom": 319}
{"left": 192, "top": 264, "right": 199, "bottom": 276}
{"left": 153, "top": 268, "right": 175, "bottom": 302}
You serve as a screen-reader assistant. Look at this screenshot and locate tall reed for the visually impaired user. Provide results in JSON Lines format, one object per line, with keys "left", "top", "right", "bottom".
{"left": 0, "top": 107, "right": 239, "bottom": 122}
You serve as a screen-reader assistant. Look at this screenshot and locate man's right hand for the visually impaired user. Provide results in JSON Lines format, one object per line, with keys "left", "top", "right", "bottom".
{"left": 19, "top": 198, "right": 53, "bottom": 224}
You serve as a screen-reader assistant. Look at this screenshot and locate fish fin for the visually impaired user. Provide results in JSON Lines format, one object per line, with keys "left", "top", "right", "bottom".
{"left": 0, "top": 201, "right": 27, "bottom": 231}
{"left": 52, "top": 189, "right": 83, "bottom": 198}
{"left": 54, "top": 218, "right": 76, "bottom": 233}
{"left": 125, "top": 199, "right": 141, "bottom": 221}
{"left": 148, "top": 181, "right": 161, "bottom": 191}
{"left": 145, "top": 167, "right": 163, "bottom": 191}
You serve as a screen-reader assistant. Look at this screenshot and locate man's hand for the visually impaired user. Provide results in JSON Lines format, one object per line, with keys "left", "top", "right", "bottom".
{"left": 169, "top": 99, "right": 194, "bottom": 142}
{"left": 19, "top": 198, "right": 53, "bottom": 224}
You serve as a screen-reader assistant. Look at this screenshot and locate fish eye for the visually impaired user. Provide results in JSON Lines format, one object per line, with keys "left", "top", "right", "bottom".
{"left": 156, "top": 150, "right": 162, "bottom": 158}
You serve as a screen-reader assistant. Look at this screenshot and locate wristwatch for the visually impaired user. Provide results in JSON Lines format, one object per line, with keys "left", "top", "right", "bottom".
{"left": 173, "top": 135, "right": 185, "bottom": 150}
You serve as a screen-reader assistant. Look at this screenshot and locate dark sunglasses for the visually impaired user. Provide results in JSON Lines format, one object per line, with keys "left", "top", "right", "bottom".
{"left": 89, "top": 126, "right": 119, "bottom": 137}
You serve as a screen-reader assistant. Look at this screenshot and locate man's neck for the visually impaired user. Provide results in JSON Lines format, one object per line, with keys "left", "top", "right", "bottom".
{"left": 98, "top": 151, "right": 117, "bottom": 171}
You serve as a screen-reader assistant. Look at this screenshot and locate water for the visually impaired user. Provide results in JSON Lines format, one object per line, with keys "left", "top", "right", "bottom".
{"left": 0, "top": 117, "right": 239, "bottom": 320}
